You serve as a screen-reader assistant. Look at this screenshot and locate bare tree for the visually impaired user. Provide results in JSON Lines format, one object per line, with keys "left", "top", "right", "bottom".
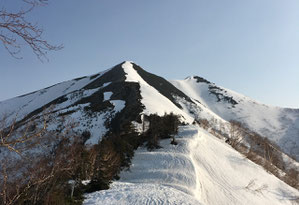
{"left": 0, "top": 137, "right": 86, "bottom": 205}
{"left": 199, "top": 119, "right": 210, "bottom": 130}
{"left": 0, "top": 108, "right": 55, "bottom": 156}
{"left": 0, "top": 114, "right": 85, "bottom": 205}
{"left": 0, "top": 117, "right": 47, "bottom": 156}
{"left": 0, "top": 0, "right": 63, "bottom": 61}
{"left": 228, "top": 120, "right": 244, "bottom": 148}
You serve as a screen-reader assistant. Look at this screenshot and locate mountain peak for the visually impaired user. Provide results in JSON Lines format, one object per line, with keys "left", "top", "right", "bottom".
{"left": 122, "top": 60, "right": 134, "bottom": 68}
{"left": 184, "top": 75, "right": 211, "bottom": 84}
{"left": 122, "top": 60, "right": 134, "bottom": 66}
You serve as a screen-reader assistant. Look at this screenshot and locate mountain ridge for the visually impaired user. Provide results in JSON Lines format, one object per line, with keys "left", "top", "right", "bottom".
{"left": 0, "top": 61, "right": 298, "bottom": 159}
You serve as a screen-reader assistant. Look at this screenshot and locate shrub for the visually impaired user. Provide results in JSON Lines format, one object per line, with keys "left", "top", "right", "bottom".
{"left": 144, "top": 113, "right": 180, "bottom": 150}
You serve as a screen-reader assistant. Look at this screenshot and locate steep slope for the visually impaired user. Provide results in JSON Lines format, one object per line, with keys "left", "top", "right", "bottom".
{"left": 122, "top": 61, "right": 193, "bottom": 123}
{"left": 0, "top": 61, "right": 195, "bottom": 146}
{"left": 84, "top": 126, "right": 299, "bottom": 205}
{"left": 171, "top": 76, "right": 299, "bottom": 160}
{"left": 0, "top": 62, "right": 139, "bottom": 145}
{"left": 0, "top": 72, "right": 102, "bottom": 124}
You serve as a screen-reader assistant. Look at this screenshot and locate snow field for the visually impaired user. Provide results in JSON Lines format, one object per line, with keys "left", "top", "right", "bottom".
{"left": 84, "top": 125, "right": 299, "bottom": 205}
{"left": 0, "top": 68, "right": 111, "bottom": 123}
{"left": 171, "top": 77, "right": 299, "bottom": 160}
{"left": 84, "top": 182, "right": 201, "bottom": 205}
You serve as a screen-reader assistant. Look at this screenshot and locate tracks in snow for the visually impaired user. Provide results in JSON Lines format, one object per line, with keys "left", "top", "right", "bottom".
{"left": 84, "top": 126, "right": 299, "bottom": 205}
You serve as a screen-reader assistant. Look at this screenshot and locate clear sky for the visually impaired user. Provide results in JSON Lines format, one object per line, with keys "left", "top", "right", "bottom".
{"left": 1, "top": 0, "right": 298, "bottom": 108}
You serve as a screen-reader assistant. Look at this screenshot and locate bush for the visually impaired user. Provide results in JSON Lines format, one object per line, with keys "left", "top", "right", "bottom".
{"left": 144, "top": 113, "right": 180, "bottom": 150}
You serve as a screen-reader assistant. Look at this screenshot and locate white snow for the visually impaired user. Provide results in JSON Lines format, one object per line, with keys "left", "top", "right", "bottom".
{"left": 103, "top": 92, "right": 113, "bottom": 101}
{"left": 0, "top": 77, "right": 88, "bottom": 123}
{"left": 84, "top": 112, "right": 108, "bottom": 146}
{"left": 122, "top": 61, "right": 194, "bottom": 123}
{"left": 110, "top": 100, "right": 125, "bottom": 113}
{"left": 82, "top": 180, "right": 91, "bottom": 186}
{"left": 84, "top": 182, "right": 201, "bottom": 205}
{"left": 171, "top": 77, "right": 299, "bottom": 160}
{"left": 54, "top": 88, "right": 100, "bottom": 112}
{"left": 0, "top": 69, "right": 110, "bottom": 123}
{"left": 84, "top": 126, "right": 299, "bottom": 205}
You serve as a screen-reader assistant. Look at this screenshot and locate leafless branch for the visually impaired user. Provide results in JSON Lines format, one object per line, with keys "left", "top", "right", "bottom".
{"left": 0, "top": 0, "right": 63, "bottom": 61}
{"left": 0, "top": 114, "right": 84, "bottom": 204}
{"left": 0, "top": 115, "right": 47, "bottom": 157}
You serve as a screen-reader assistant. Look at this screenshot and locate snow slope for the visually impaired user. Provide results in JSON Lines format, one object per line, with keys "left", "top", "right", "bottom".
{"left": 0, "top": 69, "right": 110, "bottom": 123}
{"left": 0, "top": 61, "right": 195, "bottom": 134}
{"left": 172, "top": 77, "right": 299, "bottom": 160}
{"left": 122, "top": 61, "right": 193, "bottom": 123}
{"left": 84, "top": 126, "right": 299, "bottom": 205}
{"left": 84, "top": 182, "right": 201, "bottom": 205}
{"left": 0, "top": 61, "right": 197, "bottom": 154}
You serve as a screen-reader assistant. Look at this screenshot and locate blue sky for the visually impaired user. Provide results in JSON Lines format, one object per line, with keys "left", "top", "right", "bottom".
{"left": 0, "top": 0, "right": 298, "bottom": 108}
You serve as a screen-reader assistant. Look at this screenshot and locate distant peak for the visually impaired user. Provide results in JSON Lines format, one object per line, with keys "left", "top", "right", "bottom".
{"left": 185, "top": 75, "right": 211, "bottom": 84}
{"left": 184, "top": 76, "right": 194, "bottom": 80}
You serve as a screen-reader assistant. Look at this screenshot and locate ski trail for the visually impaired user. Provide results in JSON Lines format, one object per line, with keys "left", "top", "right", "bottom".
{"left": 188, "top": 129, "right": 203, "bottom": 201}
{"left": 187, "top": 126, "right": 299, "bottom": 205}
{"left": 84, "top": 126, "right": 299, "bottom": 205}
{"left": 188, "top": 127, "right": 244, "bottom": 204}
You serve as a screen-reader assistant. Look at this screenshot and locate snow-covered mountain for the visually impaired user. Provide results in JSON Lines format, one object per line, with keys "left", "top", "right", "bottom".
{"left": 0, "top": 61, "right": 195, "bottom": 145}
{"left": 1, "top": 61, "right": 298, "bottom": 204}
{"left": 171, "top": 76, "right": 299, "bottom": 161}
